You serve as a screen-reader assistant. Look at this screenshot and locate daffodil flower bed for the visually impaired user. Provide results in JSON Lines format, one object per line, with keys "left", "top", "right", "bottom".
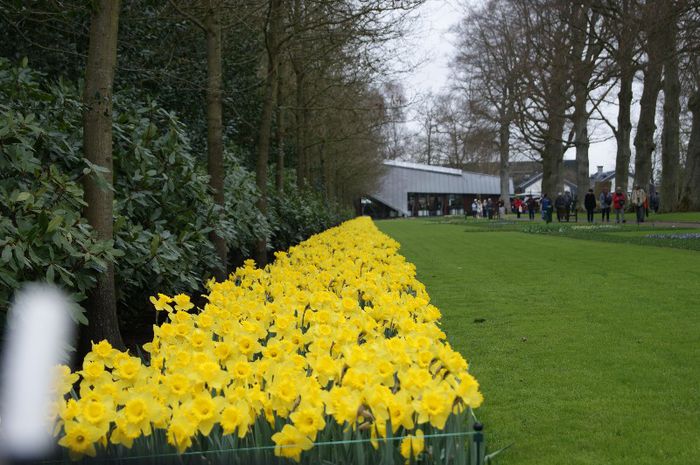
{"left": 53, "top": 217, "right": 483, "bottom": 463}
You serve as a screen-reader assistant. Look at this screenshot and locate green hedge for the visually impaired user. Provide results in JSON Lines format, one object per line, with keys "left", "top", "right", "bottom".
{"left": 0, "top": 58, "right": 353, "bottom": 330}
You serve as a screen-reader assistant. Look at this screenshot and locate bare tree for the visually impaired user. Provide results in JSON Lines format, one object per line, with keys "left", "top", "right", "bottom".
{"left": 380, "top": 81, "right": 410, "bottom": 160}
{"left": 452, "top": 0, "right": 522, "bottom": 209}
{"left": 569, "top": 2, "right": 608, "bottom": 209}
{"left": 510, "top": 0, "right": 578, "bottom": 197}
{"left": 167, "top": 0, "right": 232, "bottom": 280}
{"left": 254, "top": 0, "right": 284, "bottom": 266}
{"left": 633, "top": 0, "right": 666, "bottom": 191}
{"left": 659, "top": 1, "right": 684, "bottom": 211}
{"left": 592, "top": 0, "right": 643, "bottom": 195}
{"left": 678, "top": 3, "right": 700, "bottom": 210}
{"left": 414, "top": 95, "right": 440, "bottom": 165}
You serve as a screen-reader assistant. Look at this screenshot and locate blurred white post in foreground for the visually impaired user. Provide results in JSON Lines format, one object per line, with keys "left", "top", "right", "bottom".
{"left": 0, "top": 284, "right": 75, "bottom": 461}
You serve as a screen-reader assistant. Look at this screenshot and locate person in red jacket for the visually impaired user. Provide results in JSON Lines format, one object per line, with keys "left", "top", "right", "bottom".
{"left": 513, "top": 197, "right": 523, "bottom": 219}
{"left": 612, "top": 186, "right": 626, "bottom": 223}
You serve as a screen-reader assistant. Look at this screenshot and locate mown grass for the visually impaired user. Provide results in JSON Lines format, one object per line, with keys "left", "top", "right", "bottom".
{"left": 647, "top": 211, "right": 700, "bottom": 223}
{"left": 431, "top": 217, "right": 700, "bottom": 251}
{"left": 376, "top": 218, "right": 700, "bottom": 465}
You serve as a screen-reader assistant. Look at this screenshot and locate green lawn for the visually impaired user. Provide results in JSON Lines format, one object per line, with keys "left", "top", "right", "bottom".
{"left": 376, "top": 219, "right": 700, "bottom": 465}
{"left": 647, "top": 211, "right": 700, "bottom": 223}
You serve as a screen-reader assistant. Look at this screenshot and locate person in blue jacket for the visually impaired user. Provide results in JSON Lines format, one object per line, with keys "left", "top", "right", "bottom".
{"left": 541, "top": 193, "right": 553, "bottom": 223}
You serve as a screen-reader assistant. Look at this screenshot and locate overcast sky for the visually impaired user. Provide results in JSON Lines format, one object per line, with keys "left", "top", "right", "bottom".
{"left": 398, "top": 0, "right": 626, "bottom": 173}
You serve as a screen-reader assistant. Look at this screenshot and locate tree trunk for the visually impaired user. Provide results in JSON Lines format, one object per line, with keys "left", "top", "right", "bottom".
{"left": 660, "top": 15, "right": 680, "bottom": 212}
{"left": 498, "top": 120, "right": 511, "bottom": 211}
{"left": 633, "top": 57, "right": 662, "bottom": 191}
{"left": 615, "top": 62, "right": 634, "bottom": 194}
{"left": 633, "top": 3, "right": 664, "bottom": 191}
{"left": 541, "top": 140, "right": 564, "bottom": 198}
{"left": 82, "top": 0, "right": 124, "bottom": 351}
{"left": 573, "top": 88, "right": 590, "bottom": 211}
{"left": 205, "top": 4, "right": 227, "bottom": 281}
{"left": 292, "top": 0, "right": 307, "bottom": 188}
{"left": 254, "top": 0, "right": 283, "bottom": 267}
{"left": 679, "top": 90, "right": 700, "bottom": 211}
{"left": 613, "top": 0, "right": 635, "bottom": 195}
{"left": 275, "top": 69, "right": 285, "bottom": 193}
{"left": 542, "top": 99, "right": 566, "bottom": 197}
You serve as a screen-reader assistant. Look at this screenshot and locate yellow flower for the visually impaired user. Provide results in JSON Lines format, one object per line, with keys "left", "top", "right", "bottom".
{"left": 230, "top": 358, "right": 253, "bottom": 382}
{"left": 113, "top": 357, "right": 142, "bottom": 383}
{"left": 167, "top": 411, "right": 196, "bottom": 453}
{"left": 236, "top": 334, "right": 259, "bottom": 358}
{"left": 55, "top": 217, "right": 484, "bottom": 458}
{"left": 213, "top": 341, "right": 234, "bottom": 362}
{"left": 289, "top": 405, "right": 326, "bottom": 440}
{"left": 53, "top": 364, "right": 79, "bottom": 396}
{"left": 388, "top": 391, "right": 415, "bottom": 432}
{"left": 88, "top": 340, "right": 116, "bottom": 366}
{"left": 119, "top": 392, "right": 156, "bottom": 437}
{"left": 399, "top": 367, "right": 432, "bottom": 393}
{"left": 149, "top": 293, "right": 173, "bottom": 312}
{"left": 173, "top": 293, "right": 194, "bottom": 311}
{"left": 80, "top": 398, "right": 115, "bottom": 435}
{"left": 220, "top": 401, "right": 251, "bottom": 438}
{"left": 400, "top": 429, "right": 425, "bottom": 463}
{"left": 186, "top": 391, "right": 224, "bottom": 436}
{"left": 57, "top": 421, "right": 101, "bottom": 460}
{"left": 194, "top": 359, "right": 228, "bottom": 390}
{"left": 271, "top": 424, "right": 313, "bottom": 462}
{"left": 163, "top": 372, "right": 191, "bottom": 400}
{"left": 414, "top": 384, "right": 453, "bottom": 429}
{"left": 452, "top": 372, "right": 484, "bottom": 408}
{"left": 79, "top": 359, "right": 110, "bottom": 386}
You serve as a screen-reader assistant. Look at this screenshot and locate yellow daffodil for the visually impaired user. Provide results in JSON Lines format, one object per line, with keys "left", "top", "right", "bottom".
{"left": 54, "top": 217, "right": 482, "bottom": 460}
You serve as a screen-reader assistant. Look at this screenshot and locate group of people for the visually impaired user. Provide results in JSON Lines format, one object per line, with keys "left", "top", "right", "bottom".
{"left": 470, "top": 198, "right": 506, "bottom": 219}
{"left": 539, "top": 191, "right": 575, "bottom": 223}
{"left": 471, "top": 197, "right": 538, "bottom": 220}
{"left": 512, "top": 196, "right": 537, "bottom": 220}
{"left": 468, "top": 186, "right": 656, "bottom": 225}
{"left": 584, "top": 185, "right": 652, "bottom": 224}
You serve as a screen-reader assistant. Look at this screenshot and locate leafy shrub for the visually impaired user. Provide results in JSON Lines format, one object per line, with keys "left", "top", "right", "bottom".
{"left": 0, "top": 58, "right": 355, "bottom": 332}
{"left": 223, "top": 152, "right": 270, "bottom": 258}
{"left": 0, "top": 58, "right": 120, "bottom": 324}
{"left": 110, "top": 95, "right": 229, "bottom": 313}
{"left": 0, "top": 59, "right": 269, "bottom": 327}
{"left": 267, "top": 180, "right": 353, "bottom": 252}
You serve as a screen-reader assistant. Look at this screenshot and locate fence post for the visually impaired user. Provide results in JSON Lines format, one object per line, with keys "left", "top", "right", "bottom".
{"left": 472, "top": 422, "right": 484, "bottom": 465}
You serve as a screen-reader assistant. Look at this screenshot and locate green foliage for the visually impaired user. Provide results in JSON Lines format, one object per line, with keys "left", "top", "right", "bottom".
{"left": 110, "top": 95, "right": 225, "bottom": 308}
{"left": 0, "top": 58, "right": 118, "bottom": 324}
{"left": 267, "top": 181, "right": 353, "bottom": 252}
{"left": 0, "top": 58, "right": 269, "bottom": 326}
{"left": 223, "top": 153, "right": 270, "bottom": 257}
{"left": 0, "top": 57, "right": 357, "bottom": 333}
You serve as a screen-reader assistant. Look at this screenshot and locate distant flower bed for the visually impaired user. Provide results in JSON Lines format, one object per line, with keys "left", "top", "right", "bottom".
{"left": 645, "top": 233, "right": 700, "bottom": 240}
{"left": 522, "top": 223, "right": 621, "bottom": 235}
{"left": 53, "top": 217, "right": 482, "bottom": 463}
{"left": 570, "top": 225, "right": 621, "bottom": 231}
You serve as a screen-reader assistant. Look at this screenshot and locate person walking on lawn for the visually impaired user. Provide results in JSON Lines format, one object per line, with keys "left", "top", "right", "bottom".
{"left": 555, "top": 192, "right": 567, "bottom": 222}
{"left": 514, "top": 197, "right": 523, "bottom": 219}
{"left": 631, "top": 185, "right": 647, "bottom": 224}
{"left": 584, "top": 188, "right": 596, "bottom": 223}
{"left": 541, "top": 193, "right": 553, "bottom": 223}
{"left": 599, "top": 188, "right": 612, "bottom": 222}
{"left": 612, "top": 186, "right": 626, "bottom": 223}
{"left": 526, "top": 196, "right": 536, "bottom": 220}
